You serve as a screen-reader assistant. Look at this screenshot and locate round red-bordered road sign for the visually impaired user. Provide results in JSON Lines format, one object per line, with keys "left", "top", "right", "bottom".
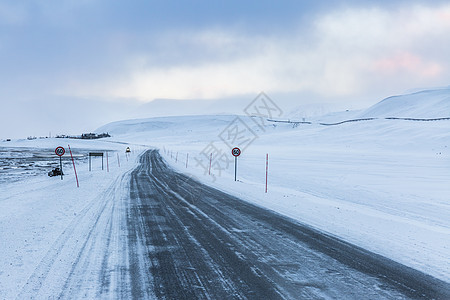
{"left": 231, "top": 147, "right": 241, "bottom": 157}
{"left": 55, "top": 146, "right": 65, "bottom": 156}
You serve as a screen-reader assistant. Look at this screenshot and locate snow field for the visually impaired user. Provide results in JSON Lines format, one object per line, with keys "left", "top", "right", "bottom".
{"left": 108, "top": 114, "right": 449, "bottom": 283}
{"left": 0, "top": 138, "right": 143, "bottom": 299}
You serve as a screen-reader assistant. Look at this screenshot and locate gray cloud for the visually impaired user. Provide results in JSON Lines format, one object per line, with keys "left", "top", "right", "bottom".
{"left": 1, "top": 0, "right": 449, "bottom": 138}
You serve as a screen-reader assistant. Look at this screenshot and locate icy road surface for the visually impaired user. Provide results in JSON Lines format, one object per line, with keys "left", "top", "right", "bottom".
{"left": 126, "top": 150, "right": 449, "bottom": 299}
{"left": 15, "top": 150, "right": 450, "bottom": 299}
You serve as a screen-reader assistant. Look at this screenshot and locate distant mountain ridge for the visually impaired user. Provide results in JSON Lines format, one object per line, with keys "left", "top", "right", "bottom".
{"left": 95, "top": 115, "right": 237, "bottom": 136}
{"left": 96, "top": 87, "right": 450, "bottom": 135}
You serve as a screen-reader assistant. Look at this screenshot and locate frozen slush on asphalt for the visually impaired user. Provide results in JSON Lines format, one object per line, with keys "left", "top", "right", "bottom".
{"left": 0, "top": 88, "right": 450, "bottom": 298}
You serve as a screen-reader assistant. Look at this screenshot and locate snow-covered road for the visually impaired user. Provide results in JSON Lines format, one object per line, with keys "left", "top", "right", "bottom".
{"left": 124, "top": 150, "right": 450, "bottom": 299}
{"left": 2, "top": 148, "right": 449, "bottom": 299}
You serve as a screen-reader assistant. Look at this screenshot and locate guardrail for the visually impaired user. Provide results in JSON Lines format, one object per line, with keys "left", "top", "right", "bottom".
{"left": 318, "top": 118, "right": 377, "bottom": 126}
{"left": 267, "top": 116, "right": 450, "bottom": 127}
{"left": 385, "top": 117, "right": 450, "bottom": 121}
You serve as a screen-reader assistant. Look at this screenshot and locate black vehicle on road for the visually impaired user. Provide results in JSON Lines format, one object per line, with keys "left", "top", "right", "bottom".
{"left": 48, "top": 167, "right": 63, "bottom": 177}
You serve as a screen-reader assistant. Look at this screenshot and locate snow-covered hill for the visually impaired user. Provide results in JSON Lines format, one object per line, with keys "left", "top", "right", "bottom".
{"left": 359, "top": 87, "right": 450, "bottom": 119}
{"left": 96, "top": 115, "right": 236, "bottom": 137}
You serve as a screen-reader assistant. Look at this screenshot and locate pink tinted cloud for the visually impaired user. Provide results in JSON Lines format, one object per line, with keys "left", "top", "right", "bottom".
{"left": 372, "top": 52, "right": 442, "bottom": 78}
{"left": 439, "top": 11, "right": 450, "bottom": 24}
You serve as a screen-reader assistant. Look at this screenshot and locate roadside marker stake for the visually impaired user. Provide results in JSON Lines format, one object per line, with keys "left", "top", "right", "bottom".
{"left": 106, "top": 151, "right": 109, "bottom": 172}
{"left": 117, "top": 153, "right": 120, "bottom": 167}
{"left": 68, "top": 145, "right": 79, "bottom": 188}
{"left": 186, "top": 153, "right": 189, "bottom": 168}
{"left": 265, "top": 153, "right": 269, "bottom": 193}
{"left": 209, "top": 153, "right": 212, "bottom": 175}
{"left": 176, "top": 152, "right": 178, "bottom": 163}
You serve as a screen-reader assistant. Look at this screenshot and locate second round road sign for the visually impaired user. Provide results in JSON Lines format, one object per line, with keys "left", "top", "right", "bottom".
{"left": 55, "top": 146, "right": 65, "bottom": 156}
{"left": 232, "top": 147, "right": 241, "bottom": 157}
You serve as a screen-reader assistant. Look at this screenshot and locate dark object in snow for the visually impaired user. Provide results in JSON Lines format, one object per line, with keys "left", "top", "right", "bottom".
{"left": 80, "top": 132, "right": 111, "bottom": 139}
{"left": 126, "top": 147, "right": 131, "bottom": 153}
{"left": 48, "top": 167, "right": 63, "bottom": 177}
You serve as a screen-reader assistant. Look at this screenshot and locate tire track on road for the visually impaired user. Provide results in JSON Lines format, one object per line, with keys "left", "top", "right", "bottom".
{"left": 16, "top": 170, "right": 133, "bottom": 299}
{"left": 127, "top": 150, "right": 450, "bottom": 299}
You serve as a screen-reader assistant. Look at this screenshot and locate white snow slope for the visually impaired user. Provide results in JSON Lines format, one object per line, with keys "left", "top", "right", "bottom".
{"left": 0, "top": 88, "right": 449, "bottom": 298}
{"left": 359, "top": 87, "right": 450, "bottom": 119}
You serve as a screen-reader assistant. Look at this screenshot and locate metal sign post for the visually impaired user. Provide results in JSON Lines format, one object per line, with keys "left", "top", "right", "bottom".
{"left": 125, "top": 147, "right": 131, "bottom": 162}
{"left": 55, "top": 146, "right": 65, "bottom": 180}
{"left": 232, "top": 147, "right": 241, "bottom": 181}
{"left": 89, "top": 152, "right": 104, "bottom": 171}
{"left": 234, "top": 156, "right": 237, "bottom": 181}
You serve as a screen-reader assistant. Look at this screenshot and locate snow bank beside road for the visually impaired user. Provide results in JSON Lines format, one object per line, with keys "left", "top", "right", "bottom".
{"left": 0, "top": 139, "right": 142, "bottom": 299}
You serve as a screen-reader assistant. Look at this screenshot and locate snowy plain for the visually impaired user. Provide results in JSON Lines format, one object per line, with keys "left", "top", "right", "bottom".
{"left": 0, "top": 88, "right": 449, "bottom": 298}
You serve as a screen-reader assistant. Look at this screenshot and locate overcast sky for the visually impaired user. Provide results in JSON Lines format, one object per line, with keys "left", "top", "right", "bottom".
{"left": 1, "top": 0, "right": 450, "bottom": 138}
